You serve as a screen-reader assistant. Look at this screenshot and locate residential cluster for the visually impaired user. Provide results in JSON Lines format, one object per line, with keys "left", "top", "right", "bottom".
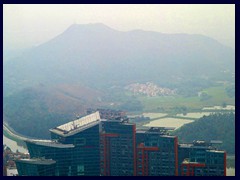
{"left": 125, "top": 82, "right": 175, "bottom": 96}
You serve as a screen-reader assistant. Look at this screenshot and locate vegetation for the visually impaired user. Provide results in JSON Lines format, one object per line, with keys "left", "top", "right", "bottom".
{"left": 173, "top": 113, "right": 235, "bottom": 154}
{"left": 3, "top": 24, "right": 235, "bottom": 142}
{"left": 136, "top": 85, "right": 234, "bottom": 112}
{"left": 225, "top": 84, "right": 235, "bottom": 98}
{"left": 175, "top": 112, "right": 212, "bottom": 119}
{"left": 3, "top": 87, "right": 89, "bottom": 139}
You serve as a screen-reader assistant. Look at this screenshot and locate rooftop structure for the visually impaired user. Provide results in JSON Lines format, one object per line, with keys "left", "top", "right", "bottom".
{"left": 25, "top": 140, "right": 75, "bottom": 148}
{"left": 49, "top": 111, "right": 100, "bottom": 137}
{"left": 136, "top": 127, "right": 175, "bottom": 136}
{"left": 87, "top": 108, "right": 127, "bottom": 120}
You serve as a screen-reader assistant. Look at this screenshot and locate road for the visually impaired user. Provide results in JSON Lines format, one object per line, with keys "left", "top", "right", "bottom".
{"left": 3, "top": 121, "right": 51, "bottom": 142}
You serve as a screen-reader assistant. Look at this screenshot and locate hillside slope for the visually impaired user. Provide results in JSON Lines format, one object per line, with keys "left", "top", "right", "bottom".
{"left": 3, "top": 84, "right": 102, "bottom": 138}
{"left": 4, "top": 23, "right": 234, "bottom": 96}
{"left": 173, "top": 113, "right": 235, "bottom": 154}
{"left": 3, "top": 23, "right": 235, "bottom": 138}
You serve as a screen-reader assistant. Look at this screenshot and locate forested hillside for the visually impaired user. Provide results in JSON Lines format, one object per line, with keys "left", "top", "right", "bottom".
{"left": 173, "top": 113, "right": 235, "bottom": 154}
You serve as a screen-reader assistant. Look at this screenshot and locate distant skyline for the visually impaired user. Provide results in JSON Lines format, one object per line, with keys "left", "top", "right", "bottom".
{"left": 4, "top": 4, "right": 235, "bottom": 50}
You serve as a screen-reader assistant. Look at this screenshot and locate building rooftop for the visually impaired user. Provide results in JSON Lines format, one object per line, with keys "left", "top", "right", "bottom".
{"left": 25, "top": 140, "right": 75, "bottom": 148}
{"left": 179, "top": 143, "right": 216, "bottom": 150}
{"left": 136, "top": 127, "right": 176, "bottom": 136}
{"left": 49, "top": 111, "right": 100, "bottom": 137}
{"left": 101, "top": 118, "right": 132, "bottom": 125}
{"left": 15, "top": 158, "right": 56, "bottom": 165}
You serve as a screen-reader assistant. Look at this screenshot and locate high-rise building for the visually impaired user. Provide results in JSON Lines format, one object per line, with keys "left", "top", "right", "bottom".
{"left": 17, "top": 112, "right": 101, "bottom": 176}
{"left": 15, "top": 109, "right": 227, "bottom": 176}
{"left": 136, "top": 127, "right": 178, "bottom": 176}
{"left": 99, "top": 111, "right": 136, "bottom": 176}
{"left": 24, "top": 140, "right": 74, "bottom": 176}
{"left": 50, "top": 112, "right": 100, "bottom": 176}
{"left": 178, "top": 140, "right": 226, "bottom": 176}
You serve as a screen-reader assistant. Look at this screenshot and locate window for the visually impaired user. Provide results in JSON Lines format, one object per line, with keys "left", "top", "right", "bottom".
{"left": 74, "top": 138, "right": 86, "bottom": 146}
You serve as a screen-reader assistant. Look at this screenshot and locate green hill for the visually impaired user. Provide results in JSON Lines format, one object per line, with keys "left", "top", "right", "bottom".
{"left": 173, "top": 113, "right": 235, "bottom": 154}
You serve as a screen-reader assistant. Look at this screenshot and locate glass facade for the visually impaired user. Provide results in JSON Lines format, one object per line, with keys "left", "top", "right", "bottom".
{"left": 100, "top": 120, "right": 136, "bottom": 176}
{"left": 15, "top": 110, "right": 226, "bottom": 176}
{"left": 178, "top": 141, "right": 226, "bottom": 176}
{"left": 136, "top": 128, "right": 178, "bottom": 176}
{"left": 15, "top": 159, "right": 56, "bottom": 176}
{"left": 25, "top": 141, "right": 74, "bottom": 176}
{"left": 17, "top": 112, "right": 101, "bottom": 176}
{"left": 50, "top": 124, "right": 100, "bottom": 176}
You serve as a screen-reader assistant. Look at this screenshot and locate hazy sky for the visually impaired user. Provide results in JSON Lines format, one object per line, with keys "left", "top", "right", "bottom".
{"left": 3, "top": 4, "right": 235, "bottom": 50}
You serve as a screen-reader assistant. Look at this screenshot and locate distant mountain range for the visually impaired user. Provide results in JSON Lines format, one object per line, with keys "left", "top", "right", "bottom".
{"left": 4, "top": 23, "right": 234, "bottom": 95}
{"left": 3, "top": 23, "right": 235, "bottom": 138}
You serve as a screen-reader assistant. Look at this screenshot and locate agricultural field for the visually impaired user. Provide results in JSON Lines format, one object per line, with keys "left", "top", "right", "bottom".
{"left": 175, "top": 112, "right": 212, "bottom": 119}
{"left": 137, "top": 85, "right": 234, "bottom": 112}
{"left": 138, "top": 96, "right": 201, "bottom": 111}
{"left": 200, "top": 86, "right": 235, "bottom": 106}
{"left": 144, "top": 117, "right": 193, "bottom": 129}
{"left": 142, "top": 113, "right": 167, "bottom": 119}
{"left": 202, "top": 105, "right": 235, "bottom": 110}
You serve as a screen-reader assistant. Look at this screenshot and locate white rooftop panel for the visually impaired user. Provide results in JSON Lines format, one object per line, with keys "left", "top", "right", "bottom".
{"left": 57, "top": 111, "right": 100, "bottom": 132}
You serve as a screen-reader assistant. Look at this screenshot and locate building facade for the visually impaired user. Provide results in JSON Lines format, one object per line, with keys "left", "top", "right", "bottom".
{"left": 136, "top": 127, "right": 178, "bottom": 176}
{"left": 17, "top": 112, "right": 101, "bottom": 176}
{"left": 15, "top": 110, "right": 227, "bottom": 176}
{"left": 15, "top": 159, "right": 56, "bottom": 176}
{"left": 100, "top": 117, "right": 136, "bottom": 176}
{"left": 178, "top": 140, "right": 226, "bottom": 176}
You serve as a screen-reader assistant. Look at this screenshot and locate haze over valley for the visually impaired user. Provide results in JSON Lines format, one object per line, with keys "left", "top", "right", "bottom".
{"left": 3, "top": 22, "right": 235, "bottom": 139}
{"left": 3, "top": 5, "right": 235, "bottom": 176}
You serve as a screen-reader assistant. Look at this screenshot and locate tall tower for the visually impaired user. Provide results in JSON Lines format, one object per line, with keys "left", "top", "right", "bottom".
{"left": 136, "top": 127, "right": 178, "bottom": 176}
{"left": 17, "top": 112, "right": 101, "bottom": 176}
{"left": 99, "top": 110, "right": 136, "bottom": 176}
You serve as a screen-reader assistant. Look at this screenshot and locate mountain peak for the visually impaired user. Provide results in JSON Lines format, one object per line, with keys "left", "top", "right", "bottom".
{"left": 65, "top": 23, "right": 115, "bottom": 33}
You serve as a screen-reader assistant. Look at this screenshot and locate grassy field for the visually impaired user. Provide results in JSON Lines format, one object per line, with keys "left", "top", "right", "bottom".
{"left": 137, "top": 86, "right": 234, "bottom": 112}
{"left": 138, "top": 96, "right": 201, "bottom": 111}
{"left": 200, "top": 86, "right": 234, "bottom": 106}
